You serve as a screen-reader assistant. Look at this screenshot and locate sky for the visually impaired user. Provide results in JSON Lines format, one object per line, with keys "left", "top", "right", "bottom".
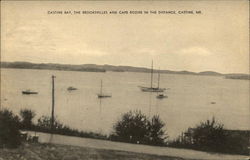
{"left": 1, "top": 1, "right": 249, "bottom": 74}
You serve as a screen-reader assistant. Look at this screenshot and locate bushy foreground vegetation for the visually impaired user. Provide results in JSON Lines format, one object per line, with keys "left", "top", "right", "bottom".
{"left": 19, "top": 109, "right": 107, "bottom": 139}
{"left": 35, "top": 115, "right": 107, "bottom": 139}
{"left": 0, "top": 109, "right": 107, "bottom": 148}
{"left": 0, "top": 108, "right": 249, "bottom": 155}
{"left": 0, "top": 110, "right": 21, "bottom": 148}
{"left": 168, "top": 117, "right": 249, "bottom": 155}
{"left": 20, "top": 109, "right": 36, "bottom": 130}
{"left": 110, "top": 110, "right": 167, "bottom": 146}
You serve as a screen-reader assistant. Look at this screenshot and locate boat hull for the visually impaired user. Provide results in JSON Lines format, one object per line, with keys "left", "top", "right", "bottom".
{"left": 157, "top": 95, "right": 168, "bottom": 99}
{"left": 97, "top": 94, "right": 112, "bottom": 98}
{"left": 67, "top": 87, "right": 77, "bottom": 91}
{"left": 22, "top": 91, "right": 38, "bottom": 94}
{"left": 139, "top": 86, "right": 166, "bottom": 92}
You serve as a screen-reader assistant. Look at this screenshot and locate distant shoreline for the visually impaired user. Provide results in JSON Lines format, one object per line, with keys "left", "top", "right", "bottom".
{"left": 1, "top": 61, "right": 249, "bottom": 80}
{"left": 225, "top": 74, "right": 250, "bottom": 80}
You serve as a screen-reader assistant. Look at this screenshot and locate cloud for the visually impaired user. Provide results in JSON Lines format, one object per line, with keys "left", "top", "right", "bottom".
{"left": 178, "top": 47, "right": 213, "bottom": 56}
{"left": 136, "top": 48, "right": 157, "bottom": 56}
{"left": 81, "top": 49, "right": 108, "bottom": 56}
{"left": 2, "top": 21, "right": 109, "bottom": 60}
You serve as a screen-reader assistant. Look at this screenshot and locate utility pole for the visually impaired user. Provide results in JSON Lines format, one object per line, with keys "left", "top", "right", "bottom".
{"left": 51, "top": 75, "right": 56, "bottom": 131}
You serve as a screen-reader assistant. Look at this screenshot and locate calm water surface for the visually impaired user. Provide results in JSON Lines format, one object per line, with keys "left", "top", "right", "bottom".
{"left": 1, "top": 68, "right": 249, "bottom": 139}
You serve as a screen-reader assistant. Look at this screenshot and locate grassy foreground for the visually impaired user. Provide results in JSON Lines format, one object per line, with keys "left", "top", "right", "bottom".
{"left": 0, "top": 142, "right": 188, "bottom": 160}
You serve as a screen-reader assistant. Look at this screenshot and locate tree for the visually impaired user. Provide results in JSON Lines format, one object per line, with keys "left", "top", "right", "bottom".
{"left": 0, "top": 109, "right": 21, "bottom": 148}
{"left": 20, "top": 109, "right": 36, "bottom": 129}
{"left": 112, "top": 110, "right": 150, "bottom": 144}
{"left": 148, "top": 115, "right": 167, "bottom": 145}
{"left": 111, "top": 110, "right": 167, "bottom": 145}
{"left": 191, "top": 117, "right": 227, "bottom": 151}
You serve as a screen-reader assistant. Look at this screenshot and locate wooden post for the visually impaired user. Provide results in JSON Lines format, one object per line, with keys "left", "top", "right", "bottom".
{"left": 51, "top": 75, "right": 56, "bottom": 131}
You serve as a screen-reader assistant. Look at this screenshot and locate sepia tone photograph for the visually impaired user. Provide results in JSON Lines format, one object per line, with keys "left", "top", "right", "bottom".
{"left": 0, "top": 0, "right": 249, "bottom": 160}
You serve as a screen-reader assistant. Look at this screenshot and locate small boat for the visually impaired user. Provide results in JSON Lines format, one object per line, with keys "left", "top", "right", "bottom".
{"left": 67, "top": 86, "right": 77, "bottom": 91}
{"left": 97, "top": 94, "right": 112, "bottom": 98}
{"left": 156, "top": 94, "right": 168, "bottom": 99}
{"left": 97, "top": 80, "right": 112, "bottom": 98}
{"left": 22, "top": 90, "right": 38, "bottom": 95}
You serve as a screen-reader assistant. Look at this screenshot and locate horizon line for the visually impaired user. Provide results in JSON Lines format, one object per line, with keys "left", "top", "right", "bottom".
{"left": 1, "top": 60, "right": 249, "bottom": 75}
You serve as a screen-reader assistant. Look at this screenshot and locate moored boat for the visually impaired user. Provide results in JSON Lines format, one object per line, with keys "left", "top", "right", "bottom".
{"left": 97, "top": 94, "right": 112, "bottom": 98}
{"left": 139, "top": 61, "right": 166, "bottom": 92}
{"left": 97, "top": 80, "right": 112, "bottom": 98}
{"left": 67, "top": 86, "right": 77, "bottom": 91}
{"left": 156, "top": 94, "right": 168, "bottom": 99}
{"left": 22, "top": 90, "right": 38, "bottom": 95}
{"left": 139, "top": 86, "right": 166, "bottom": 92}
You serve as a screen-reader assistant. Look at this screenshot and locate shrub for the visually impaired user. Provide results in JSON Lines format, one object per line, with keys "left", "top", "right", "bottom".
{"left": 168, "top": 117, "right": 249, "bottom": 155}
{"left": 37, "top": 115, "right": 63, "bottom": 131}
{"left": 111, "top": 110, "right": 150, "bottom": 144}
{"left": 20, "top": 109, "right": 36, "bottom": 129}
{"left": 36, "top": 115, "right": 107, "bottom": 140}
{"left": 0, "top": 109, "right": 21, "bottom": 148}
{"left": 172, "top": 117, "right": 228, "bottom": 152}
{"left": 223, "top": 130, "right": 249, "bottom": 155}
{"left": 192, "top": 117, "right": 227, "bottom": 151}
{"left": 111, "top": 110, "right": 167, "bottom": 145}
{"left": 148, "top": 115, "right": 167, "bottom": 145}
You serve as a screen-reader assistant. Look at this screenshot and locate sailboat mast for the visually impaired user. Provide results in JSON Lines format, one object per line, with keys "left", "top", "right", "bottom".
{"left": 150, "top": 60, "right": 153, "bottom": 88}
{"left": 157, "top": 68, "right": 160, "bottom": 89}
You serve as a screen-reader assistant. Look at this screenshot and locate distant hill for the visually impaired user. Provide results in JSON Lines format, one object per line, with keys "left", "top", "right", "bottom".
{"left": 0, "top": 61, "right": 198, "bottom": 74}
{"left": 1, "top": 61, "right": 249, "bottom": 79}
{"left": 198, "top": 71, "right": 222, "bottom": 76}
{"left": 0, "top": 61, "right": 106, "bottom": 72}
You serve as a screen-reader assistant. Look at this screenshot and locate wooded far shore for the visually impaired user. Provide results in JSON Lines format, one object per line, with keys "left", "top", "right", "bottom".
{"left": 1, "top": 61, "right": 249, "bottom": 80}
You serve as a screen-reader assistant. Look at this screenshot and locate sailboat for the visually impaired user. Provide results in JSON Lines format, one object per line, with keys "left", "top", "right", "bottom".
{"left": 138, "top": 61, "right": 166, "bottom": 92}
{"left": 97, "top": 80, "right": 112, "bottom": 98}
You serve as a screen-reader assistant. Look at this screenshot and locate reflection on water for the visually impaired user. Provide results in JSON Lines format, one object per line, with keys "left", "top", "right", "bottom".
{"left": 98, "top": 98, "right": 103, "bottom": 133}
{"left": 99, "top": 98, "right": 102, "bottom": 115}
{"left": 148, "top": 92, "right": 152, "bottom": 118}
{"left": 1, "top": 68, "right": 250, "bottom": 139}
